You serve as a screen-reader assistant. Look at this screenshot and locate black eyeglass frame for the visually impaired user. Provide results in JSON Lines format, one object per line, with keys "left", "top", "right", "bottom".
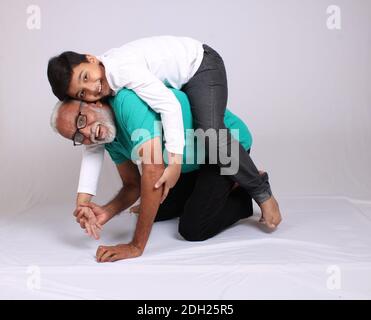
{"left": 72, "top": 101, "right": 88, "bottom": 146}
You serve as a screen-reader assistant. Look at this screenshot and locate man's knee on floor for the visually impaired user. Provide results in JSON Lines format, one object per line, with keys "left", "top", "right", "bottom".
{"left": 178, "top": 220, "right": 209, "bottom": 242}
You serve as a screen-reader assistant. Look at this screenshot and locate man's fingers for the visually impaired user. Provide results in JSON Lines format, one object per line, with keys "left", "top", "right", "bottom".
{"left": 96, "top": 246, "right": 106, "bottom": 261}
{"left": 100, "top": 249, "right": 115, "bottom": 263}
{"left": 108, "top": 254, "right": 119, "bottom": 262}
{"left": 109, "top": 253, "right": 125, "bottom": 262}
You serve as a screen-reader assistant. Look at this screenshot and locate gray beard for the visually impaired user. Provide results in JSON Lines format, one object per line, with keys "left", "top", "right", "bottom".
{"left": 90, "top": 108, "right": 117, "bottom": 144}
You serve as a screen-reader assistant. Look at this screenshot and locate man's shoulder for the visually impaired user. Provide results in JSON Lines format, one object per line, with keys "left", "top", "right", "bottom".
{"left": 109, "top": 88, "right": 137, "bottom": 106}
{"left": 109, "top": 89, "right": 141, "bottom": 121}
{"left": 110, "top": 87, "right": 189, "bottom": 118}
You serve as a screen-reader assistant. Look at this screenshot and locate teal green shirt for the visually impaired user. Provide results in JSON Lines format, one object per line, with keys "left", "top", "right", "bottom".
{"left": 105, "top": 88, "right": 252, "bottom": 172}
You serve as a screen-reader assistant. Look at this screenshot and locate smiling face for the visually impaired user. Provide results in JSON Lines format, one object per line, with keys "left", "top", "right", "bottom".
{"left": 67, "top": 55, "right": 112, "bottom": 102}
{"left": 56, "top": 100, "right": 116, "bottom": 145}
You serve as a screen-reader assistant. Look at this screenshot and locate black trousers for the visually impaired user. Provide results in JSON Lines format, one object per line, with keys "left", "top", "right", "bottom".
{"left": 181, "top": 44, "right": 272, "bottom": 204}
{"left": 155, "top": 164, "right": 254, "bottom": 241}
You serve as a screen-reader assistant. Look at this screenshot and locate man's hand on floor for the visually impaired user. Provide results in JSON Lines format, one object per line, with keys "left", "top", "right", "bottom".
{"left": 96, "top": 243, "right": 143, "bottom": 262}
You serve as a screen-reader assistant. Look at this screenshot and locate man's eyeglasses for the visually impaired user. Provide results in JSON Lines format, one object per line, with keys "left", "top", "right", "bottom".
{"left": 73, "top": 101, "right": 88, "bottom": 146}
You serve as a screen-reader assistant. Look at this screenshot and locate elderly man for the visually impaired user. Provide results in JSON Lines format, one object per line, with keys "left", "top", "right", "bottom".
{"left": 51, "top": 88, "right": 279, "bottom": 262}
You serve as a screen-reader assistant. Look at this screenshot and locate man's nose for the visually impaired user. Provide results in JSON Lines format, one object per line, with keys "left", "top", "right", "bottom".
{"left": 79, "top": 126, "right": 91, "bottom": 139}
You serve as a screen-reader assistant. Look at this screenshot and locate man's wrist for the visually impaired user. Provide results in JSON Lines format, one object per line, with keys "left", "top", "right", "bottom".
{"left": 103, "top": 205, "right": 117, "bottom": 219}
{"left": 130, "top": 240, "right": 145, "bottom": 253}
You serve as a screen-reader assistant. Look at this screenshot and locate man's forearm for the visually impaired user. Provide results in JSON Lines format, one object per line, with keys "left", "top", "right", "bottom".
{"left": 131, "top": 164, "right": 163, "bottom": 252}
{"left": 103, "top": 184, "right": 141, "bottom": 217}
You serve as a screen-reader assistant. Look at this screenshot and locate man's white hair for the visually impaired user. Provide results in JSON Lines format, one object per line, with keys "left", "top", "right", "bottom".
{"left": 50, "top": 100, "right": 65, "bottom": 133}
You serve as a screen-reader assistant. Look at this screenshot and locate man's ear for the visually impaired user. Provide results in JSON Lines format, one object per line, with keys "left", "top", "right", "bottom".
{"left": 86, "top": 54, "right": 98, "bottom": 64}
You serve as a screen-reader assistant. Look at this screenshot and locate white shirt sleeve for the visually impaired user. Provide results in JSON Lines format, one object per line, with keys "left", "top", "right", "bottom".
{"left": 109, "top": 65, "right": 185, "bottom": 155}
{"left": 77, "top": 144, "right": 105, "bottom": 195}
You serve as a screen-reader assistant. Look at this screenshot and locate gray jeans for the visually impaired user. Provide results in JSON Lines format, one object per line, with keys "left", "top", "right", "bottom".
{"left": 181, "top": 44, "right": 272, "bottom": 204}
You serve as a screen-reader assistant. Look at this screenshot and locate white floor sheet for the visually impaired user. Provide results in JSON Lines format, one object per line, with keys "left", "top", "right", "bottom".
{"left": 1, "top": 196, "right": 371, "bottom": 300}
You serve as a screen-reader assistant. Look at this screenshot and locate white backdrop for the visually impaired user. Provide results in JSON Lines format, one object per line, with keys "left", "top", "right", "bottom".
{"left": 1, "top": 0, "right": 370, "bottom": 215}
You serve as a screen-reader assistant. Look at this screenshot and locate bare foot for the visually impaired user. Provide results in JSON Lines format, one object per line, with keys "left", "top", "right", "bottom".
{"left": 258, "top": 195, "right": 282, "bottom": 230}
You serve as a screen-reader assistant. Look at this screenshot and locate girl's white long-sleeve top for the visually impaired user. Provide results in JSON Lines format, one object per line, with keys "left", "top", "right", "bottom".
{"left": 77, "top": 36, "right": 204, "bottom": 195}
